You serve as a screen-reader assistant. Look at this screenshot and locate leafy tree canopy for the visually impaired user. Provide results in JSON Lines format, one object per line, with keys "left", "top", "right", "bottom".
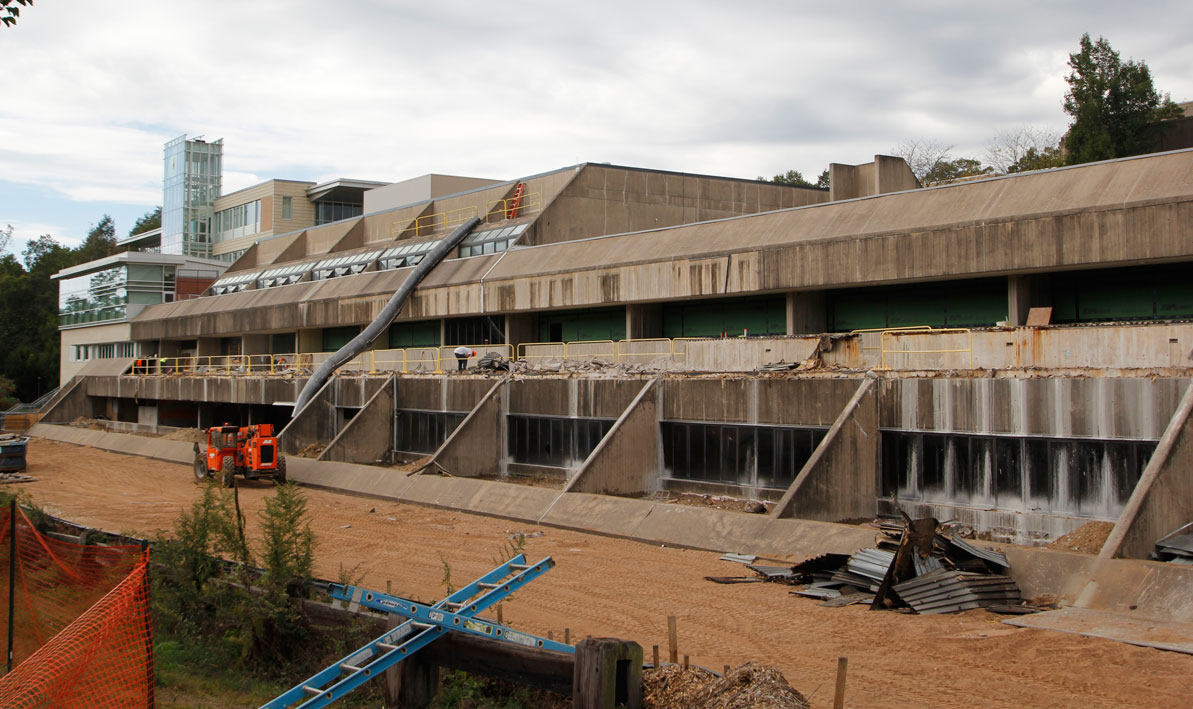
{"left": 130, "top": 206, "right": 162, "bottom": 237}
{"left": 758, "top": 168, "right": 831, "bottom": 189}
{"left": 1063, "top": 33, "right": 1183, "bottom": 165}
{"left": 0, "top": 0, "right": 32, "bottom": 29}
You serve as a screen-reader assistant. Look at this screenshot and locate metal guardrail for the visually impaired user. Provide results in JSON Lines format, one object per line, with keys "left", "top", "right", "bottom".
{"left": 880, "top": 328, "right": 974, "bottom": 369}
{"left": 391, "top": 192, "right": 543, "bottom": 238}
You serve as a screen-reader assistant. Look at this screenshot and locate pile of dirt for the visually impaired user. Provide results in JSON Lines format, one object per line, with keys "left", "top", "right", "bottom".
{"left": 653, "top": 492, "right": 770, "bottom": 514}
{"left": 69, "top": 417, "right": 107, "bottom": 430}
{"left": 297, "top": 442, "right": 326, "bottom": 459}
{"left": 1046, "top": 521, "right": 1114, "bottom": 554}
{"left": 162, "top": 428, "right": 205, "bottom": 443}
{"left": 644, "top": 663, "right": 808, "bottom": 709}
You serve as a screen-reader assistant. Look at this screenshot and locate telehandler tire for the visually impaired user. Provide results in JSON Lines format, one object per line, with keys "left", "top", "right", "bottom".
{"left": 274, "top": 455, "right": 287, "bottom": 484}
{"left": 193, "top": 454, "right": 209, "bottom": 482}
{"left": 220, "top": 456, "right": 236, "bottom": 488}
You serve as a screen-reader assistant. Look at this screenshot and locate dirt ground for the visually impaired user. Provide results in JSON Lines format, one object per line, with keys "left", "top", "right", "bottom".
{"left": 16, "top": 439, "right": 1193, "bottom": 708}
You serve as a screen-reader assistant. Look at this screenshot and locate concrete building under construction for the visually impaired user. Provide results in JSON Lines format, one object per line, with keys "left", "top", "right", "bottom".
{"left": 41, "top": 140, "right": 1193, "bottom": 563}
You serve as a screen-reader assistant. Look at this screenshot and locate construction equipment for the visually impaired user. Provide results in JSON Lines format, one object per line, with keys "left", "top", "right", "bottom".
{"left": 193, "top": 423, "right": 286, "bottom": 486}
{"left": 265, "top": 554, "right": 571, "bottom": 708}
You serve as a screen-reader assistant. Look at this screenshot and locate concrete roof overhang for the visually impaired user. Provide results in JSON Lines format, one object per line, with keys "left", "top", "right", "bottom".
{"left": 128, "top": 149, "right": 1193, "bottom": 340}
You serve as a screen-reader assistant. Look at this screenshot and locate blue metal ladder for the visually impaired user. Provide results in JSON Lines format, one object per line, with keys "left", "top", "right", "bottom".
{"left": 262, "top": 554, "right": 572, "bottom": 709}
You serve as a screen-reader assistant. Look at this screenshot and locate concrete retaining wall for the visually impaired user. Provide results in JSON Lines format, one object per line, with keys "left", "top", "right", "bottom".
{"left": 661, "top": 377, "right": 861, "bottom": 425}
{"left": 771, "top": 376, "right": 879, "bottom": 522}
{"left": 879, "top": 377, "right": 1189, "bottom": 439}
{"left": 678, "top": 337, "right": 820, "bottom": 372}
{"left": 429, "top": 379, "right": 505, "bottom": 477}
{"left": 278, "top": 379, "right": 337, "bottom": 455}
{"left": 566, "top": 379, "right": 659, "bottom": 495}
{"left": 320, "top": 375, "right": 396, "bottom": 464}
{"left": 1101, "top": 381, "right": 1193, "bottom": 559}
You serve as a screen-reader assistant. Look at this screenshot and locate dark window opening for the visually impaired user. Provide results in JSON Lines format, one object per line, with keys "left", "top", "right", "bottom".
{"left": 661, "top": 421, "right": 826, "bottom": 489}
{"left": 881, "top": 430, "right": 1155, "bottom": 519}
{"left": 507, "top": 415, "right": 614, "bottom": 467}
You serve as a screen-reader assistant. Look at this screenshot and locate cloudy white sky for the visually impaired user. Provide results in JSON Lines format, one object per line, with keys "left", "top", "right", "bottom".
{"left": 2, "top": 1, "right": 1191, "bottom": 256}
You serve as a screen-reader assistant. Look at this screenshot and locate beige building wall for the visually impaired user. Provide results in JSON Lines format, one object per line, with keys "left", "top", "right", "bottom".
{"left": 363, "top": 174, "right": 503, "bottom": 214}
{"left": 58, "top": 322, "right": 133, "bottom": 384}
{"left": 212, "top": 180, "right": 316, "bottom": 257}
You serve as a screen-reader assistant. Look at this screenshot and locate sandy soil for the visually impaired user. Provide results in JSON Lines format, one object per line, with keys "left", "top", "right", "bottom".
{"left": 17, "top": 439, "right": 1193, "bottom": 708}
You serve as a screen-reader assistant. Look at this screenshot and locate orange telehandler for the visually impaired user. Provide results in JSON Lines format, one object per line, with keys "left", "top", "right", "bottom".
{"left": 193, "top": 423, "right": 286, "bottom": 487}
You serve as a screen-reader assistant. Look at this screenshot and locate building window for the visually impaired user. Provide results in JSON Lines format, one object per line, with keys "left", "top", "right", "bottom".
{"left": 395, "top": 410, "right": 467, "bottom": 454}
{"left": 507, "top": 415, "right": 614, "bottom": 467}
{"left": 315, "top": 201, "right": 362, "bottom": 225}
{"left": 213, "top": 200, "right": 261, "bottom": 242}
{"left": 282, "top": 196, "right": 293, "bottom": 220}
{"left": 880, "top": 430, "right": 1157, "bottom": 519}
{"left": 59, "top": 264, "right": 179, "bottom": 327}
{"left": 661, "top": 421, "right": 826, "bottom": 489}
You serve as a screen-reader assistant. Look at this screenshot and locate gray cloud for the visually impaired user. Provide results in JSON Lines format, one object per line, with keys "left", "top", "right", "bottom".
{"left": 2, "top": 0, "right": 1192, "bottom": 227}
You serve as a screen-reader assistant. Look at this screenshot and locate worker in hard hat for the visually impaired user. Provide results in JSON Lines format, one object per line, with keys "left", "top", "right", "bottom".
{"left": 453, "top": 345, "right": 475, "bottom": 371}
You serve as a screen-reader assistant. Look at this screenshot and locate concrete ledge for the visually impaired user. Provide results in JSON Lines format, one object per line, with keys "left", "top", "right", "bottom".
{"left": 29, "top": 423, "right": 195, "bottom": 464}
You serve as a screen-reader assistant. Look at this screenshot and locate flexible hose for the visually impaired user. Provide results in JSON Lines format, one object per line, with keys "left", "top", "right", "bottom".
{"left": 292, "top": 216, "right": 482, "bottom": 414}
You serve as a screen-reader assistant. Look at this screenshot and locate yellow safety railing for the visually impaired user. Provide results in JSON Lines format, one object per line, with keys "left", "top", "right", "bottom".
{"left": 390, "top": 192, "right": 543, "bottom": 238}
{"left": 563, "top": 340, "right": 615, "bottom": 362}
{"left": 483, "top": 192, "right": 542, "bottom": 222}
{"left": 880, "top": 328, "right": 974, "bottom": 369}
{"left": 851, "top": 326, "right": 933, "bottom": 356}
{"left": 615, "top": 338, "right": 675, "bottom": 363}
{"left": 517, "top": 342, "right": 567, "bottom": 362}
{"left": 437, "top": 344, "right": 513, "bottom": 372}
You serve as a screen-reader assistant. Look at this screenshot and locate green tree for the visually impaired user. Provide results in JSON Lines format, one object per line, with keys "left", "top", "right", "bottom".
{"left": 1063, "top": 33, "right": 1183, "bottom": 165}
{"left": 758, "top": 169, "right": 815, "bottom": 187}
{"left": 1007, "top": 145, "right": 1066, "bottom": 173}
{"left": 1, "top": 0, "right": 33, "bottom": 29}
{"left": 75, "top": 215, "right": 117, "bottom": 263}
{"left": 129, "top": 206, "right": 161, "bottom": 237}
{"left": 816, "top": 169, "right": 830, "bottom": 189}
{"left": 0, "top": 375, "right": 18, "bottom": 410}
{"left": 922, "top": 157, "right": 993, "bottom": 184}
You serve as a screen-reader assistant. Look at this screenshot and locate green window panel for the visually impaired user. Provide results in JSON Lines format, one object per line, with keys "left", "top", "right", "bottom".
{"left": 1050, "top": 264, "right": 1193, "bottom": 324}
{"left": 389, "top": 320, "right": 441, "bottom": 348}
{"left": 537, "top": 307, "right": 626, "bottom": 342}
{"left": 829, "top": 278, "right": 1005, "bottom": 331}
{"left": 662, "top": 296, "right": 786, "bottom": 338}
{"left": 322, "top": 325, "right": 360, "bottom": 352}
{"left": 271, "top": 332, "right": 296, "bottom": 354}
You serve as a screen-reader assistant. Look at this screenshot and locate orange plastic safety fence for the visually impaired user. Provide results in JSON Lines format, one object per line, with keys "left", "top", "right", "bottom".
{"left": 0, "top": 506, "right": 153, "bottom": 707}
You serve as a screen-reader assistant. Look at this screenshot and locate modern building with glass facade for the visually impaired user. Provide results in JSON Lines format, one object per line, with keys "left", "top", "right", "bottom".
{"left": 53, "top": 252, "right": 225, "bottom": 380}
{"left": 161, "top": 135, "right": 222, "bottom": 258}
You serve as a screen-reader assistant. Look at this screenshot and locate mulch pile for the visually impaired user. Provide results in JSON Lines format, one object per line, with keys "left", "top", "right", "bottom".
{"left": 644, "top": 663, "right": 809, "bottom": 709}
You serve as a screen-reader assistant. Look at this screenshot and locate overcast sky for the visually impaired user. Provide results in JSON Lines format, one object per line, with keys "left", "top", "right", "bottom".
{"left": 2, "top": 0, "right": 1191, "bottom": 256}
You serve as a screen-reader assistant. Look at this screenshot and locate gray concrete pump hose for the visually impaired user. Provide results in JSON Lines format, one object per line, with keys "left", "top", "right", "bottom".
{"left": 292, "top": 216, "right": 482, "bottom": 415}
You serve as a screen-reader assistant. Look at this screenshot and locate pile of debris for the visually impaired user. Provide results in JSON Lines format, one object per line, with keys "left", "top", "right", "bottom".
{"left": 712, "top": 516, "right": 1029, "bottom": 615}
{"left": 509, "top": 357, "right": 681, "bottom": 376}
{"left": 786, "top": 517, "right": 1022, "bottom": 613}
{"left": 1152, "top": 521, "right": 1193, "bottom": 564}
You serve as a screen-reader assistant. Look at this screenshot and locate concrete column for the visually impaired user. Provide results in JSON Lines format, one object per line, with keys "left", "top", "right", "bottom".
{"left": 771, "top": 375, "right": 880, "bottom": 522}
{"left": 427, "top": 379, "right": 505, "bottom": 477}
{"left": 786, "top": 291, "right": 827, "bottom": 335}
{"left": 319, "top": 374, "right": 396, "bottom": 464}
{"left": 626, "top": 304, "right": 663, "bottom": 340}
{"left": 196, "top": 337, "right": 221, "bottom": 357}
{"left": 242, "top": 333, "right": 269, "bottom": 355}
{"left": 1100, "top": 380, "right": 1193, "bottom": 559}
{"left": 565, "top": 379, "right": 659, "bottom": 495}
{"left": 1007, "top": 276, "right": 1032, "bottom": 326}
{"left": 297, "top": 329, "right": 322, "bottom": 354}
{"left": 505, "top": 313, "right": 537, "bottom": 352}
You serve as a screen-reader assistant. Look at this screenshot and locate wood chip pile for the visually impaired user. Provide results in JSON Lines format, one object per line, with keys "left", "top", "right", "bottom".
{"left": 643, "top": 663, "right": 809, "bottom": 709}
